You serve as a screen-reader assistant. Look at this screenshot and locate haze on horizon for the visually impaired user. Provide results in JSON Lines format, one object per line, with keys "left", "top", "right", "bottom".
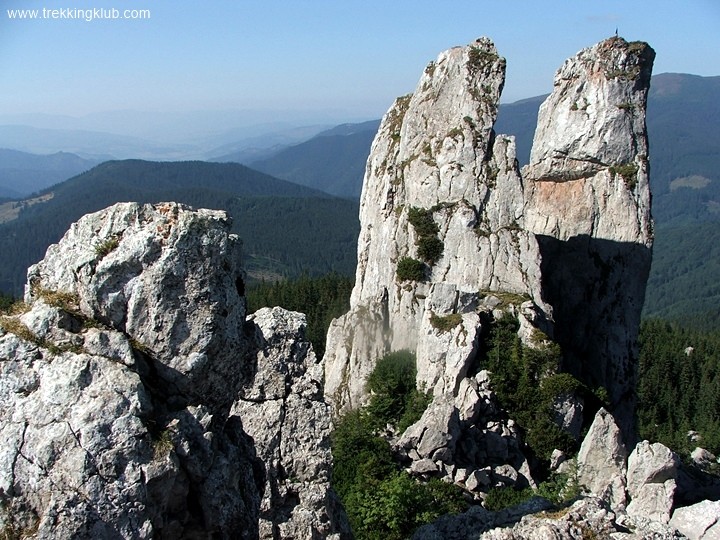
{"left": 0, "top": 0, "right": 718, "bottom": 140}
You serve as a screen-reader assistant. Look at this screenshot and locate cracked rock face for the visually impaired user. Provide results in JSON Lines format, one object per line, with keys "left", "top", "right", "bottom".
{"left": 325, "top": 37, "right": 547, "bottom": 415}
{"left": 0, "top": 202, "right": 348, "bottom": 539}
{"left": 524, "top": 37, "right": 655, "bottom": 435}
{"left": 324, "top": 35, "right": 654, "bottom": 463}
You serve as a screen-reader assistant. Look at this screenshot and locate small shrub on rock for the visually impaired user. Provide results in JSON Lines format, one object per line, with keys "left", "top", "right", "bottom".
{"left": 396, "top": 257, "right": 426, "bottom": 282}
{"left": 429, "top": 313, "right": 463, "bottom": 332}
{"left": 417, "top": 235, "right": 444, "bottom": 264}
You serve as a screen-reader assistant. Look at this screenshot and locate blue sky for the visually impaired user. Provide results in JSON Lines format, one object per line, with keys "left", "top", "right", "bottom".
{"left": 1, "top": 0, "right": 718, "bottom": 120}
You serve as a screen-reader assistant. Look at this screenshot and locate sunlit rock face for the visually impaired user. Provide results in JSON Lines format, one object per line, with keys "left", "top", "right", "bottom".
{"left": 325, "top": 36, "right": 654, "bottom": 443}
{"left": 524, "top": 37, "right": 655, "bottom": 435}
{"left": 0, "top": 202, "right": 349, "bottom": 539}
{"left": 325, "top": 38, "right": 547, "bottom": 414}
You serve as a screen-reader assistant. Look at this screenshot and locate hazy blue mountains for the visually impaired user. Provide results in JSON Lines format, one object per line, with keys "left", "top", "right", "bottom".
{"left": 246, "top": 120, "right": 380, "bottom": 199}
{"left": 0, "top": 160, "right": 359, "bottom": 294}
{"left": 0, "top": 149, "right": 99, "bottom": 198}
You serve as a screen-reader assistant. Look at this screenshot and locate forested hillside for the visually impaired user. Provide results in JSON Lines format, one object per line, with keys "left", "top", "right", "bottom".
{"left": 638, "top": 319, "right": 720, "bottom": 454}
{"left": 248, "top": 120, "right": 380, "bottom": 198}
{"left": 644, "top": 221, "right": 720, "bottom": 329}
{"left": 0, "top": 160, "right": 359, "bottom": 294}
{"left": 0, "top": 148, "right": 99, "bottom": 198}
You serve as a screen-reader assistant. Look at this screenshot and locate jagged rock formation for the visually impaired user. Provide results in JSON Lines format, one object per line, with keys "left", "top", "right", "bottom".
{"left": 325, "top": 37, "right": 547, "bottom": 413}
{"left": 576, "top": 408, "right": 629, "bottom": 510}
{"left": 325, "top": 35, "right": 654, "bottom": 495}
{"left": 0, "top": 202, "right": 348, "bottom": 539}
{"left": 414, "top": 496, "right": 684, "bottom": 540}
{"left": 523, "top": 38, "right": 655, "bottom": 433}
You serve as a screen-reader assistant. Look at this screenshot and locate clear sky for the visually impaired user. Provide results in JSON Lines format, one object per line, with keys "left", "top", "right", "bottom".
{"left": 1, "top": 0, "right": 719, "bottom": 120}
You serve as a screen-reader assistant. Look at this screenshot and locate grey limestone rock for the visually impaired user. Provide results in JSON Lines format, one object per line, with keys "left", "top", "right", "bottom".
{"left": 577, "top": 408, "right": 629, "bottom": 510}
{"left": 324, "top": 35, "right": 655, "bottom": 514}
{"left": 324, "top": 37, "right": 547, "bottom": 415}
{"left": 626, "top": 441, "right": 680, "bottom": 523}
{"left": 523, "top": 37, "right": 655, "bottom": 436}
{"left": 670, "top": 500, "right": 720, "bottom": 540}
{"left": 0, "top": 202, "right": 349, "bottom": 539}
{"left": 691, "top": 447, "right": 717, "bottom": 469}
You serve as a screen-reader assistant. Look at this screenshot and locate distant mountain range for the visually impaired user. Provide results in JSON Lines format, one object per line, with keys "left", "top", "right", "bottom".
{"left": 246, "top": 121, "right": 380, "bottom": 198}
{"left": 0, "top": 73, "right": 717, "bottom": 327}
{"left": 0, "top": 160, "right": 358, "bottom": 294}
{"left": 0, "top": 109, "right": 362, "bottom": 162}
{"left": 0, "top": 149, "right": 99, "bottom": 198}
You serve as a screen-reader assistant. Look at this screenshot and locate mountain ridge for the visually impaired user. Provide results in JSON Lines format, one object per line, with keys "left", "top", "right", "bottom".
{"left": 0, "top": 160, "right": 358, "bottom": 294}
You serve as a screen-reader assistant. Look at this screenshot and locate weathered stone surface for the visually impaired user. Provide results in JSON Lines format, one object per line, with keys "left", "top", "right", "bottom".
{"left": 324, "top": 37, "right": 548, "bottom": 416}
{"left": 412, "top": 497, "right": 552, "bottom": 540}
{"left": 550, "top": 449, "right": 568, "bottom": 471}
{"left": 414, "top": 496, "right": 683, "bottom": 540}
{"left": 551, "top": 393, "right": 584, "bottom": 441}
{"left": 324, "top": 35, "right": 654, "bottom": 497}
{"left": 524, "top": 37, "right": 655, "bottom": 436}
{"left": 577, "top": 408, "right": 628, "bottom": 510}
{"left": 691, "top": 447, "right": 717, "bottom": 469}
{"left": 479, "top": 498, "right": 621, "bottom": 539}
{"left": 0, "top": 202, "right": 349, "bottom": 539}
{"left": 670, "top": 500, "right": 720, "bottom": 540}
{"left": 626, "top": 441, "right": 679, "bottom": 523}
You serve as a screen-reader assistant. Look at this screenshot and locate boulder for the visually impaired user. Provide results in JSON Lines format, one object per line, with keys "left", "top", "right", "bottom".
{"left": 692, "top": 447, "right": 717, "bottom": 469}
{"left": 577, "top": 408, "right": 628, "bottom": 510}
{"left": 670, "top": 500, "right": 720, "bottom": 540}
{"left": 626, "top": 441, "right": 679, "bottom": 523}
{"left": 551, "top": 393, "right": 584, "bottom": 440}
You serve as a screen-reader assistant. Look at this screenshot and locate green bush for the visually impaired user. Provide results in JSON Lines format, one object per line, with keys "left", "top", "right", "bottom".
{"left": 331, "top": 351, "right": 459, "bottom": 539}
{"left": 396, "top": 257, "right": 426, "bottom": 282}
{"left": 407, "top": 207, "right": 439, "bottom": 237}
{"left": 609, "top": 162, "right": 639, "bottom": 189}
{"left": 345, "top": 473, "right": 466, "bottom": 540}
{"left": 331, "top": 409, "right": 395, "bottom": 501}
{"left": 417, "top": 235, "right": 444, "bottom": 264}
{"left": 430, "top": 313, "right": 463, "bottom": 332}
{"left": 95, "top": 236, "right": 119, "bottom": 258}
{"left": 481, "top": 313, "right": 582, "bottom": 462}
{"left": 398, "top": 389, "right": 433, "bottom": 432}
{"left": 366, "top": 350, "right": 418, "bottom": 426}
{"left": 484, "top": 486, "right": 534, "bottom": 511}
{"left": 407, "top": 206, "right": 444, "bottom": 267}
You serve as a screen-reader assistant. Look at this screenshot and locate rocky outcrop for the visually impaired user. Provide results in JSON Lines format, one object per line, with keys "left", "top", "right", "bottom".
{"left": 325, "top": 36, "right": 546, "bottom": 408}
{"left": 324, "top": 35, "right": 654, "bottom": 494}
{"left": 413, "top": 496, "right": 683, "bottom": 540}
{"left": 524, "top": 37, "right": 655, "bottom": 436}
{"left": 670, "top": 500, "right": 720, "bottom": 540}
{"left": 576, "top": 408, "right": 629, "bottom": 510}
{"left": 626, "top": 441, "right": 680, "bottom": 523}
{"left": 0, "top": 202, "right": 348, "bottom": 539}
{"left": 395, "top": 370, "right": 532, "bottom": 492}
